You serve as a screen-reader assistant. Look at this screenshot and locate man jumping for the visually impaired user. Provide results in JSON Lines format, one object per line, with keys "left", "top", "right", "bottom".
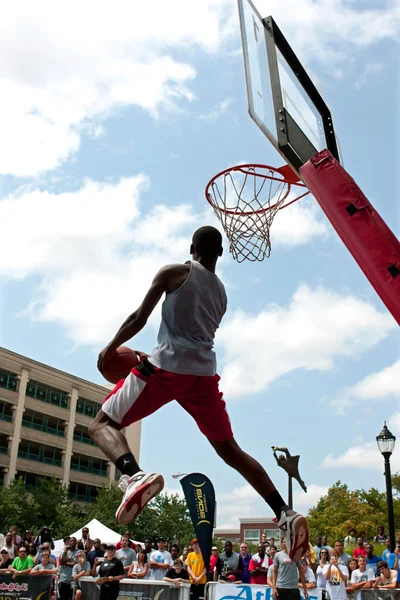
{"left": 90, "top": 225, "right": 309, "bottom": 562}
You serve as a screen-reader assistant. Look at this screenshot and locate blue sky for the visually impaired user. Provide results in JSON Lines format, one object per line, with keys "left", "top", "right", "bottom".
{"left": 0, "top": 0, "right": 399, "bottom": 530}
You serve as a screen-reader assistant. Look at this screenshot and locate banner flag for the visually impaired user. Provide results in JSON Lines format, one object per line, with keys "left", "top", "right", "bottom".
{"left": 180, "top": 472, "right": 216, "bottom": 572}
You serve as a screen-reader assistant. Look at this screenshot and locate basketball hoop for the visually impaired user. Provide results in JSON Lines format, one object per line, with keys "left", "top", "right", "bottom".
{"left": 205, "top": 163, "right": 310, "bottom": 262}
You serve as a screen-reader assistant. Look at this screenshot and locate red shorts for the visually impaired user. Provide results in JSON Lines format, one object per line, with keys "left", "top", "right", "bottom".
{"left": 102, "top": 360, "right": 233, "bottom": 442}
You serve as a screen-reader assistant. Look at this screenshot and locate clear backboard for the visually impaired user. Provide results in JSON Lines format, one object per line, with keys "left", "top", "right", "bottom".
{"left": 238, "top": 0, "right": 340, "bottom": 175}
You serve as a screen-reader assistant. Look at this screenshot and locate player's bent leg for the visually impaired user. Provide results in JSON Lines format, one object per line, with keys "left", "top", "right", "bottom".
{"left": 88, "top": 409, "right": 164, "bottom": 525}
{"left": 209, "top": 437, "right": 309, "bottom": 561}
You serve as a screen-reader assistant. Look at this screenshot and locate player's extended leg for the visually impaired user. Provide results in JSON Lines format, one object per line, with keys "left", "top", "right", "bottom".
{"left": 89, "top": 409, "right": 164, "bottom": 525}
{"left": 209, "top": 437, "right": 308, "bottom": 562}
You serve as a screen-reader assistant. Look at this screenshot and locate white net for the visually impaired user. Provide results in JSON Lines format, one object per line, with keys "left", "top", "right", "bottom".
{"left": 206, "top": 165, "right": 292, "bottom": 262}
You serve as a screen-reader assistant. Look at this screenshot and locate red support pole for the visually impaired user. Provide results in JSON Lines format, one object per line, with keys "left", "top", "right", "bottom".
{"left": 300, "top": 150, "right": 400, "bottom": 326}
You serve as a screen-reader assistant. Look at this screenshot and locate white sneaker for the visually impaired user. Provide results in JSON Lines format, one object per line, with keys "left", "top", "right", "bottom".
{"left": 115, "top": 471, "right": 164, "bottom": 525}
{"left": 118, "top": 474, "right": 130, "bottom": 493}
{"left": 278, "top": 510, "right": 309, "bottom": 562}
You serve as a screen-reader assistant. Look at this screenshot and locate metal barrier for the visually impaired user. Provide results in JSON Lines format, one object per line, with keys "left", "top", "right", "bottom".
{"left": 79, "top": 577, "right": 191, "bottom": 600}
{"left": 205, "top": 582, "right": 326, "bottom": 600}
{"left": 360, "top": 592, "right": 400, "bottom": 600}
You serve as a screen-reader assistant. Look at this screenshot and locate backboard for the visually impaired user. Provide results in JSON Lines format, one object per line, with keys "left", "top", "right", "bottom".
{"left": 238, "top": 0, "right": 340, "bottom": 175}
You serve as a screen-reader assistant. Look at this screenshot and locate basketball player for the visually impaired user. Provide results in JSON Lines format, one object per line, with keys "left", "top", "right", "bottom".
{"left": 90, "top": 226, "right": 308, "bottom": 561}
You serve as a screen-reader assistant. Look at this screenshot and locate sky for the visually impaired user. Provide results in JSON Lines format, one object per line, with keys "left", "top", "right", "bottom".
{"left": 0, "top": 0, "right": 399, "bottom": 531}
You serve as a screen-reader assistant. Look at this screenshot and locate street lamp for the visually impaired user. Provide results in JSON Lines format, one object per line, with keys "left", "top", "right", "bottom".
{"left": 172, "top": 473, "right": 187, "bottom": 479}
{"left": 376, "top": 422, "right": 396, "bottom": 552}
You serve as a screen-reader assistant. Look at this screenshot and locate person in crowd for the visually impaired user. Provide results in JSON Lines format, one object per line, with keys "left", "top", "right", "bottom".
{"left": 382, "top": 539, "right": 391, "bottom": 562}
{"left": 346, "top": 558, "right": 358, "bottom": 590}
{"left": 365, "top": 543, "right": 381, "bottom": 575}
{"left": 239, "top": 542, "right": 252, "bottom": 584}
{"left": 77, "top": 527, "right": 93, "bottom": 553}
{"left": 116, "top": 535, "right": 136, "bottom": 573}
{"left": 72, "top": 550, "right": 91, "bottom": 600}
{"left": 209, "top": 547, "right": 219, "bottom": 580}
{"left": 334, "top": 540, "right": 351, "bottom": 567}
{"left": 266, "top": 560, "right": 275, "bottom": 588}
{"left": 128, "top": 549, "right": 149, "bottom": 579}
{"left": 171, "top": 545, "right": 180, "bottom": 562}
{"left": 272, "top": 537, "right": 308, "bottom": 600}
{"left": 92, "top": 553, "right": 107, "bottom": 579}
{"left": 298, "top": 559, "right": 316, "bottom": 590}
{"left": 9, "top": 545, "right": 34, "bottom": 579}
{"left": 186, "top": 539, "right": 207, "bottom": 600}
{"left": 349, "top": 555, "right": 374, "bottom": 600}
{"left": 387, "top": 539, "right": 400, "bottom": 571}
{"left": 164, "top": 558, "right": 190, "bottom": 588}
{"left": 353, "top": 538, "right": 367, "bottom": 559}
{"left": 373, "top": 560, "right": 398, "bottom": 589}
{"left": 214, "top": 540, "right": 244, "bottom": 582}
{"left": 249, "top": 543, "right": 269, "bottom": 585}
{"left": 30, "top": 550, "right": 56, "bottom": 576}
{"left": 135, "top": 543, "right": 143, "bottom": 554}
{"left": 149, "top": 537, "right": 173, "bottom": 581}
{"left": 316, "top": 548, "right": 329, "bottom": 590}
{"left": 323, "top": 548, "right": 348, "bottom": 600}
{"left": 321, "top": 536, "right": 332, "bottom": 553}
{"left": 22, "top": 530, "right": 35, "bottom": 550}
{"left": 88, "top": 539, "right": 104, "bottom": 568}
{"left": 101, "top": 543, "right": 108, "bottom": 552}
{"left": 373, "top": 526, "right": 387, "bottom": 545}
{"left": 305, "top": 546, "right": 317, "bottom": 572}
{"left": 313, "top": 537, "right": 324, "bottom": 562}
{"left": 96, "top": 545, "right": 125, "bottom": 600}
{"left": 344, "top": 528, "right": 357, "bottom": 547}
{"left": 59, "top": 536, "right": 79, "bottom": 600}
{"left": 10, "top": 526, "right": 22, "bottom": 547}
{"left": 0, "top": 548, "right": 13, "bottom": 572}
{"left": 34, "top": 526, "right": 55, "bottom": 551}
{"left": 4, "top": 533, "right": 17, "bottom": 559}
{"left": 34, "top": 542, "right": 56, "bottom": 565}
{"left": 27, "top": 544, "right": 36, "bottom": 558}
{"left": 144, "top": 539, "right": 154, "bottom": 563}
{"left": 115, "top": 531, "right": 135, "bottom": 550}
{"left": 358, "top": 532, "right": 368, "bottom": 546}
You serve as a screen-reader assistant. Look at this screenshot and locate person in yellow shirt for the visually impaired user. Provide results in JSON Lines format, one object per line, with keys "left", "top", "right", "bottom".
{"left": 186, "top": 539, "right": 207, "bottom": 600}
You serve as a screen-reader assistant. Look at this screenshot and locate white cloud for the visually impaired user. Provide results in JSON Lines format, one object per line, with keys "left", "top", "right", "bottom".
{"left": 293, "top": 484, "right": 329, "bottom": 509}
{"left": 0, "top": 1, "right": 236, "bottom": 177}
{"left": 321, "top": 441, "right": 400, "bottom": 472}
{"left": 271, "top": 198, "right": 328, "bottom": 248}
{"left": 255, "top": 0, "right": 400, "bottom": 67}
{"left": 355, "top": 63, "right": 385, "bottom": 90}
{"left": 217, "top": 285, "right": 396, "bottom": 398}
{"left": 198, "top": 99, "right": 232, "bottom": 121}
{"left": 329, "top": 360, "right": 400, "bottom": 414}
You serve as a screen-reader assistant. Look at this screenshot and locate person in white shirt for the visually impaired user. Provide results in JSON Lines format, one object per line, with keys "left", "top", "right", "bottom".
{"left": 149, "top": 538, "right": 173, "bottom": 581}
{"left": 298, "top": 560, "right": 316, "bottom": 590}
{"left": 373, "top": 560, "right": 398, "bottom": 590}
{"left": 323, "top": 549, "right": 348, "bottom": 600}
{"left": 316, "top": 548, "right": 329, "bottom": 589}
{"left": 350, "top": 556, "right": 374, "bottom": 600}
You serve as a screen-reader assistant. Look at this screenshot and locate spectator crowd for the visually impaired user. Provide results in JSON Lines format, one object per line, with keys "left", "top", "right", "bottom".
{"left": 0, "top": 524, "right": 399, "bottom": 600}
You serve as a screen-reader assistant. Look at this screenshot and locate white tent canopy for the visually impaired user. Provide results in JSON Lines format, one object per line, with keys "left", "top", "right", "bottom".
{"left": 53, "top": 518, "right": 143, "bottom": 557}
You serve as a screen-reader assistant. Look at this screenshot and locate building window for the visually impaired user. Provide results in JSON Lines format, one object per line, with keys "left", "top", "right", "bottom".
{"left": 68, "top": 482, "right": 99, "bottom": 503}
{"left": 76, "top": 397, "right": 100, "bottom": 418}
{"left": 16, "top": 471, "right": 53, "bottom": 488}
{"left": 70, "top": 453, "right": 108, "bottom": 477}
{"left": 26, "top": 380, "right": 69, "bottom": 409}
{"left": 22, "top": 409, "right": 65, "bottom": 437}
{"left": 244, "top": 529, "right": 260, "bottom": 544}
{"left": 0, "top": 401, "right": 13, "bottom": 422}
{"left": 263, "top": 529, "right": 279, "bottom": 541}
{"left": 18, "top": 439, "right": 63, "bottom": 467}
{"left": 0, "top": 369, "right": 18, "bottom": 392}
{"left": 0, "top": 434, "right": 9, "bottom": 455}
{"left": 73, "top": 424, "right": 96, "bottom": 446}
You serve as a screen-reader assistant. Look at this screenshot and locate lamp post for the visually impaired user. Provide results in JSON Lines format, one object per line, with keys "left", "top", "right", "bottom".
{"left": 376, "top": 422, "right": 396, "bottom": 552}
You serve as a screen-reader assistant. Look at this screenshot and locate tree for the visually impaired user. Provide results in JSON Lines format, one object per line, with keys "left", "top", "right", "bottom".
{"left": 307, "top": 479, "right": 400, "bottom": 544}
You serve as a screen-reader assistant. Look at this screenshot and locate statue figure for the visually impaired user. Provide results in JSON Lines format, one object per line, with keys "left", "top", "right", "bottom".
{"left": 272, "top": 446, "right": 307, "bottom": 493}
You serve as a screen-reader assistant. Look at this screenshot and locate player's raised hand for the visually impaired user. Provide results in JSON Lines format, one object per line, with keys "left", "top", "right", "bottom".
{"left": 97, "top": 344, "right": 116, "bottom": 373}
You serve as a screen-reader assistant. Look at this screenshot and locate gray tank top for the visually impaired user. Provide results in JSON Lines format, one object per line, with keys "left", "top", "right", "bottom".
{"left": 149, "top": 261, "right": 227, "bottom": 376}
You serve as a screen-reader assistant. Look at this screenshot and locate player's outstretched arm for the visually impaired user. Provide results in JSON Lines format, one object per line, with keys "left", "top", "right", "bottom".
{"left": 98, "top": 266, "right": 172, "bottom": 371}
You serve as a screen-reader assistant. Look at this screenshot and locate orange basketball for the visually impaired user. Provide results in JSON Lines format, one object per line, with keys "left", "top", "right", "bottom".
{"left": 102, "top": 346, "right": 140, "bottom": 384}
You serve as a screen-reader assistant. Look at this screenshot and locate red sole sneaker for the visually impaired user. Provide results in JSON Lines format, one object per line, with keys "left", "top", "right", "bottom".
{"left": 289, "top": 515, "right": 309, "bottom": 562}
{"left": 116, "top": 474, "right": 164, "bottom": 525}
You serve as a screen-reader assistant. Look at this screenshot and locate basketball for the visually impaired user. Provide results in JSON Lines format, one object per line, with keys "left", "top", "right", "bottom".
{"left": 102, "top": 346, "right": 140, "bottom": 384}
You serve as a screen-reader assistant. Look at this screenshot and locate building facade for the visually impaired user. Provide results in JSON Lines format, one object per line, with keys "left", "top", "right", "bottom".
{"left": 0, "top": 347, "right": 141, "bottom": 502}
{"left": 214, "top": 517, "right": 279, "bottom": 546}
